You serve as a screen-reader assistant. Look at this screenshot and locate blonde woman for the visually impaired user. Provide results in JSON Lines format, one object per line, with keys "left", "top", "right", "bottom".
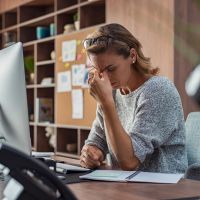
{"left": 80, "top": 23, "right": 187, "bottom": 173}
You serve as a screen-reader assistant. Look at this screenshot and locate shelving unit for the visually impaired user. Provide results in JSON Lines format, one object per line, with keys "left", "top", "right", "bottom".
{"left": 0, "top": 0, "right": 106, "bottom": 163}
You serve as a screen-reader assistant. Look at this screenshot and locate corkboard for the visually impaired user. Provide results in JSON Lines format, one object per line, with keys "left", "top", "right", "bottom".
{"left": 55, "top": 27, "right": 98, "bottom": 127}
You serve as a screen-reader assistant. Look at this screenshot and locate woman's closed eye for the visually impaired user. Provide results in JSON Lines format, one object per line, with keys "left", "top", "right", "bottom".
{"left": 106, "top": 66, "right": 116, "bottom": 72}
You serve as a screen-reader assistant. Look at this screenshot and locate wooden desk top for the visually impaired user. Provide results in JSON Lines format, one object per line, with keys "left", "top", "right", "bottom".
{"left": 68, "top": 179, "right": 200, "bottom": 200}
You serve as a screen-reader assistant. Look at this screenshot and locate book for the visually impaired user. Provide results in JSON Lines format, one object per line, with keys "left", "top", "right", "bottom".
{"left": 35, "top": 98, "right": 53, "bottom": 123}
{"left": 79, "top": 170, "right": 184, "bottom": 184}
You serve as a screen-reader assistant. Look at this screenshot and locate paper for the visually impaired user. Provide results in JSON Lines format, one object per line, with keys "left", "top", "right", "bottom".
{"left": 72, "top": 64, "right": 85, "bottom": 86}
{"left": 56, "top": 163, "right": 89, "bottom": 172}
{"left": 82, "top": 67, "right": 91, "bottom": 88}
{"left": 72, "top": 89, "right": 83, "bottom": 119}
{"left": 3, "top": 178, "right": 24, "bottom": 200}
{"left": 62, "top": 40, "right": 77, "bottom": 62}
{"left": 80, "top": 170, "right": 184, "bottom": 184}
{"left": 57, "top": 71, "right": 71, "bottom": 92}
{"left": 32, "top": 151, "right": 55, "bottom": 157}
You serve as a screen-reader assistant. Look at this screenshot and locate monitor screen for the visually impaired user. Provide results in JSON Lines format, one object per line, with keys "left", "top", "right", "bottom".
{"left": 0, "top": 42, "right": 31, "bottom": 155}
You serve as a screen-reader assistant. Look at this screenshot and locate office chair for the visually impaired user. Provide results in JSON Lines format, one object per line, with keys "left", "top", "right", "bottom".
{"left": 185, "top": 112, "right": 200, "bottom": 180}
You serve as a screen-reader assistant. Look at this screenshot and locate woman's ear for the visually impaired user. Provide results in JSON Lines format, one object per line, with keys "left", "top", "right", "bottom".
{"left": 130, "top": 48, "right": 137, "bottom": 63}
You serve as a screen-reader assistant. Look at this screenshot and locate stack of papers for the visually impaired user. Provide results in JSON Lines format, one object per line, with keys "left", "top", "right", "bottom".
{"left": 56, "top": 163, "right": 90, "bottom": 173}
{"left": 79, "top": 170, "right": 184, "bottom": 184}
{"left": 32, "top": 151, "right": 55, "bottom": 157}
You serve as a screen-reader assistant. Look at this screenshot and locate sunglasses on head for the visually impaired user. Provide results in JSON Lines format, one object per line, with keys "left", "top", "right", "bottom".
{"left": 83, "top": 35, "right": 115, "bottom": 49}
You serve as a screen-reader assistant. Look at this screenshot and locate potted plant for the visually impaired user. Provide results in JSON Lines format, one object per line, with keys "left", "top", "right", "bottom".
{"left": 24, "top": 56, "right": 34, "bottom": 84}
{"left": 73, "top": 13, "right": 80, "bottom": 31}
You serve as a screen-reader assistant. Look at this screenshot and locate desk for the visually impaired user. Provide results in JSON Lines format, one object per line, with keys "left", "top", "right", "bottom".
{"left": 68, "top": 179, "right": 200, "bottom": 200}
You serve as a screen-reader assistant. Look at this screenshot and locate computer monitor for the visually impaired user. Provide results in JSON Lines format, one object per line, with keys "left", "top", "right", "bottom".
{"left": 0, "top": 42, "right": 31, "bottom": 155}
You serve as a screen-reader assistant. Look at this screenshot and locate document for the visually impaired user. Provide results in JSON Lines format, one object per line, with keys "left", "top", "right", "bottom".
{"left": 62, "top": 40, "right": 77, "bottom": 62}
{"left": 79, "top": 170, "right": 184, "bottom": 184}
{"left": 57, "top": 71, "right": 71, "bottom": 92}
{"left": 72, "top": 64, "right": 85, "bottom": 86}
{"left": 32, "top": 151, "right": 55, "bottom": 157}
{"left": 72, "top": 89, "right": 83, "bottom": 119}
{"left": 56, "top": 163, "right": 90, "bottom": 173}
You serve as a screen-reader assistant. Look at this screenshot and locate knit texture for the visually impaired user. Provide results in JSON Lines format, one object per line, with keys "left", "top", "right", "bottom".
{"left": 86, "top": 76, "right": 188, "bottom": 173}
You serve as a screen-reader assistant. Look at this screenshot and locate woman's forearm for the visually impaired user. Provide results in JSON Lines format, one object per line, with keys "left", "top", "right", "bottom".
{"left": 101, "top": 101, "right": 140, "bottom": 170}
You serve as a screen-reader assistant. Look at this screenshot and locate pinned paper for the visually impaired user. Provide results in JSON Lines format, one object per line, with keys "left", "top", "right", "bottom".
{"left": 72, "top": 89, "right": 83, "bottom": 119}
{"left": 57, "top": 71, "right": 71, "bottom": 92}
{"left": 72, "top": 64, "right": 85, "bottom": 86}
{"left": 64, "top": 62, "right": 70, "bottom": 69}
{"left": 77, "top": 40, "right": 81, "bottom": 45}
{"left": 82, "top": 68, "right": 90, "bottom": 88}
{"left": 62, "top": 40, "right": 77, "bottom": 62}
{"left": 77, "top": 53, "right": 82, "bottom": 61}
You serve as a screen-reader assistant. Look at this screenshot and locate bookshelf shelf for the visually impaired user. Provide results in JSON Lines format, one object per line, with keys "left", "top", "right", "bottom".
{"left": 36, "top": 60, "right": 55, "bottom": 66}
{"left": 26, "top": 85, "right": 35, "bottom": 89}
{"left": 0, "top": 0, "right": 106, "bottom": 162}
{"left": 29, "top": 122, "right": 36, "bottom": 126}
{"left": 36, "top": 84, "right": 55, "bottom": 88}
{"left": 37, "top": 123, "right": 55, "bottom": 127}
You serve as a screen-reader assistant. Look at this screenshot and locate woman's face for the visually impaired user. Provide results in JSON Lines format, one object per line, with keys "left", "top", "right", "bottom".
{"left": 88, "top": 51, "right": 134, "bottom": 89}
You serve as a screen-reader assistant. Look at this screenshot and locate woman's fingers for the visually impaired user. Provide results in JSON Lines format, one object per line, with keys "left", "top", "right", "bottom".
{"left": 80, "top": 154, "right": 100, "bottom": 169}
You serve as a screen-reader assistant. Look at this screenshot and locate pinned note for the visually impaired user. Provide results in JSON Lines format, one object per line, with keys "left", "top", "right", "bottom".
{"left": 77, "top": 53, "right": 82, "bottom": 61}
{"left": 72, "top": 64, "right": 85, "bottom": 86}
{"left": 62, "top": 40, "right": 77, "bottom": 62}
{"left": 82, "top": 68, "right": 90, "bottom": 88}
{"left": 57, "top": 71, "right": 71, "bottom": 92}
{"left": 64, "top": 62, "right": 70, "bottom": 69}
{"left": 72, "top": 89, "right": 83, "bottom": 119}
{"left": 77, "top": 40, "right": 81, "bottom": 46}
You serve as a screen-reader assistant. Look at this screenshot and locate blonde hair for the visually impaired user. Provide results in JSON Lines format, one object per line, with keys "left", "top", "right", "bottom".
{"left": 85, "top": 23, "right": 159, "bottom": 75}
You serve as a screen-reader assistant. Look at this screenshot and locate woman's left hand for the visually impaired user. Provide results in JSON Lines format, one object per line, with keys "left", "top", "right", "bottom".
{"left": 88, "top": 69, "right": 114, "bottom": 106}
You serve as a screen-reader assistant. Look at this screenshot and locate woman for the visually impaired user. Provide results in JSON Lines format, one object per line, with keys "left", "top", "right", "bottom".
{"left": 80, "top": 23, "right": 188, "bottom": 173}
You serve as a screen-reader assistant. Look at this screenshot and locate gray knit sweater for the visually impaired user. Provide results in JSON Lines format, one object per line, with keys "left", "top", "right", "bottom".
{"left": 85, "top": 76, "right": 188, "bottom": 173}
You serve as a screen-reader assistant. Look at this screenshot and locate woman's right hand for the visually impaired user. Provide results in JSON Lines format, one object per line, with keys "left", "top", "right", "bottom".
{"left": 80, "top": 145, "right": 104, "bottom": 169}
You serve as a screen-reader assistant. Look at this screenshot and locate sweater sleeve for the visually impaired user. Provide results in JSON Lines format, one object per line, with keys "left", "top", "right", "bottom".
{"left": 129, "top": 82, "right": 184, "bottom": 163}
{"left": 85, "top": 105, "right": 108, "bottom": 157}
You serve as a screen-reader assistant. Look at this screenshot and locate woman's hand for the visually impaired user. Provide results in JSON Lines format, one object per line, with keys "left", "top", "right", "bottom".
{"left": 80, "top": 145, "right": 104, "bottom": 169}
{"left": 88, "top": 69, "right": 114, "bottom": 106}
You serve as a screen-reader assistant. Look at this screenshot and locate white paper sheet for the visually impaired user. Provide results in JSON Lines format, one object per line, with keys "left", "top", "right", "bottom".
{"left": 56, "top": 163, "right": 89, "bottom": 173}
{"left": 62, "top": 40, "right": 77, "bottom": 62}
{"left": 72, "top": 64, "right": 85, "bottom": 86}
{"left": 57, "top": 71, "right": 71, "bottom": 92}
{"left": 72, "top": 89, "right": 83, "bottom": 119}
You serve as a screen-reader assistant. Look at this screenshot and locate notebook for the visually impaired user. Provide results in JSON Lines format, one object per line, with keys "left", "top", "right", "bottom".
{"left": 79, "top": 170, "right": 184, "bottom": 184}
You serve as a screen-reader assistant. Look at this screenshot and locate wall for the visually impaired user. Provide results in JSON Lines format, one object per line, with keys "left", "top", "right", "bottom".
{"left": 174, "top": 0, "right": 200, "bottom": 117}
{"left": 106, "top": 0, "right": 174, "bottom": 80}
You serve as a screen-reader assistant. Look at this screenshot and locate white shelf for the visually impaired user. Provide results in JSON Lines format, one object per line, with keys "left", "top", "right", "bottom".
{"left": 36, "top": 84, "right": 55, "bottom": 88}
{"left": 36, "top": 60, "right": 55, "bottom": 66}
{"left": 26, "top": 84, "right": 35, "bottom": 89}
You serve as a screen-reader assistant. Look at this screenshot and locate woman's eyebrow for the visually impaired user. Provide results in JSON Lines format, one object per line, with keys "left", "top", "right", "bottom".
{"left": 101, "top": 64, "right": 114, "bottom": 72}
